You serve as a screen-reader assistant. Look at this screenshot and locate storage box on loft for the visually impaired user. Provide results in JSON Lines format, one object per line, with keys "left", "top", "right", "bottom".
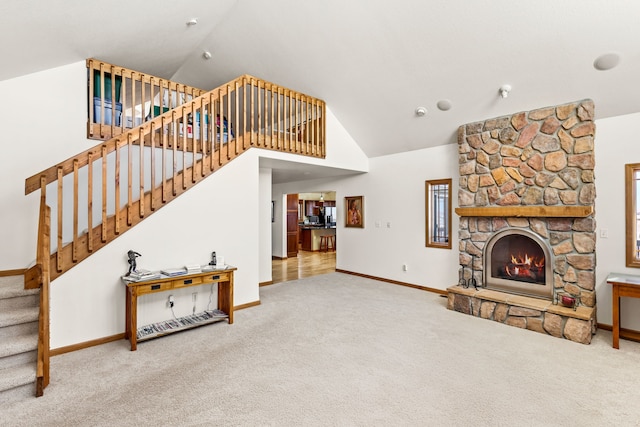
{"left": 93, "top": 97, "right": 122, "bottom": 126}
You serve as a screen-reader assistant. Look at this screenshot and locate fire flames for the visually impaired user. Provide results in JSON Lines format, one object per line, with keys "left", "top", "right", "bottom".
{"left": 504, "top": 253, "right": 545, "bottom": 280}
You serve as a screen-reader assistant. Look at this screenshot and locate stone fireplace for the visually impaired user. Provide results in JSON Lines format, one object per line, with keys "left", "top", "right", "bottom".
{"left": 447, "top": 99, "right": 597, "bottom": 344}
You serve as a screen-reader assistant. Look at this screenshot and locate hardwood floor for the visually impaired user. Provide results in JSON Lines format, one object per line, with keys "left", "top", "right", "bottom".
{"left": 271, "top": 250, "right": 336, "bottom": 284}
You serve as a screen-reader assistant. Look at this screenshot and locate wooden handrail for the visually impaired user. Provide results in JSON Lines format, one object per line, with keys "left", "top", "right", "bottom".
{"left": 26, "top": 64, "right": 325, "bottom": 281}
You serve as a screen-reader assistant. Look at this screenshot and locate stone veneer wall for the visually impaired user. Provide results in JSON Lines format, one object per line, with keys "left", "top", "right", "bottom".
{"left": 457, "top": 99, "right": 596, "bottom": 309}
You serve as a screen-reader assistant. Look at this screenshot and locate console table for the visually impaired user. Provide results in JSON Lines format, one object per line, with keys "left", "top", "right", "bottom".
{"left": 606, "top": 273, "right": 640, "bottom": 349}
{"left": 123, "top": 267, "right": 235, "bottom": 351}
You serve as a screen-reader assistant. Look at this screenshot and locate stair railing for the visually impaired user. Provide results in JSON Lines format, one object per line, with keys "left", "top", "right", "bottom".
{"left": 26, "top": 72, "right": 325, "bottom": 281}
{"left": 87, "top": 58, "right": 206, "bottom": 141}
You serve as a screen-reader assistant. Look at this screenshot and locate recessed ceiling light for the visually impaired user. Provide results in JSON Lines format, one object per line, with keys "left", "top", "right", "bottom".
{"left": 436, "top": 99, "right": 452, "bottom": 111}
{"left": 415, "top": 107, "right": 427, "bottom": 117}
{"left": 593, "top": 52, "right": 621, "bottom": 71}
{"left": 202, "top": 51, "right": 212, "bottom": 60}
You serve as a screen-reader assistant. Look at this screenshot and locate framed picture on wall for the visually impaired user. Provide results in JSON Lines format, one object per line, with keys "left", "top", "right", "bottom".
{"left": 345, "top": 196, "right": 364, "bottom": 228}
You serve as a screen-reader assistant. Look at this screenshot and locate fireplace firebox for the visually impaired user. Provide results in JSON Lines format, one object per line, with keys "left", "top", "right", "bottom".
{"left": 483, "top": 229, "right": 553, "bottom": 300}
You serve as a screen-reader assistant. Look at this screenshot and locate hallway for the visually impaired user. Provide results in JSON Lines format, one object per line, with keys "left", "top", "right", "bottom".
{"left": 271, "top": 250, "right": 336, "bottom": 284}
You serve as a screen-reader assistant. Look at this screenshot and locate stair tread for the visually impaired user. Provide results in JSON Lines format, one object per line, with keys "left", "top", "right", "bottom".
{"left": 0, "top": 276, "right": 39, "bottom": 299}
{"left": 0, "top": 306, "right": 39, "bottom": 328}
{"left": 0, "top": 363, "right": 36, "bottom": 393}
{"left": 0, "top": 334, "right": 38, "bottom": 358}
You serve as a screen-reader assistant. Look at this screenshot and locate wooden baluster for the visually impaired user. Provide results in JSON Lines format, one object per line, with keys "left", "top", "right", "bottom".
{"left": 294, "top": 94, "right": 299, "bottom": 153}
{"left": 321, "top": 102, "right": 326, "bottom": 157}
{"left": 139, "top": 127, "right": 145, "bottom": 217}
{"left": 284, "top": 91, "right": 293, "bottom": 151}
{"left": 87, "top": 153, "right": 94, "bottom": 253}
{"left": 276, "top": 87, "right": 282, "bottom": 150}
{"left": 115, "top": 141, "right": 121, "bottom": 234}
{"left": 191, "top": 102, "right": 197, "bottom": 183}
{"left": 270, "top": 84, "right": 275, "bottom": 148}
{"left": 150, "top": 122, "right": 156, "bottom": 210}
{"left": 200, "top": 102, "right": 206, "bottom": 177}
{"left": 265, "top": 81, "right": 269, "bottom": 146}
{"left": 161, "top": 116, "right": 167, "bottom": 203}
{"left": 216, "top": 89, "right": 222, "bottom": 161}
{"left": 110, "top": 65, "right": 116, "bottom": 133}
{"left": 140, "top": 74, "right": 145, "bottom": 125}
{"left": 235, "top": 81, "right": 241, "bottom": 151}
{"left": 209, "top": 93, "right": 215, "bottom": 172}
{"left": 101, "top": 145, "right": 107, "bottom": 242}
{"left": 249, "top": 77, "right": 254, "bottom": 146}
{"left": 181, "top": 106, "right": 187, "bottom": 189}
{"left": 305, "top": 97, "right": 312, "bottom": 154}
{"left": 57, "top": 168, "right": 63, "bottom": 272}
{"left": 258, "top": 80, "right": 264, "bottom": 147}
{"left": 172, "top": 110, "right": 178, "bottom": 196}
{"left": 243, "top": 77, "right": 248, "bottom": 147}
{"left": 72, "top": 160, "right": 79, "bottom": 262}
{"left": 312, "top": 99, "right": 317, "bottom": 155}
{"left": 225, "top": 84, "right": 231, "bottom": 153}
{"left": 157, "top": 79, "right": 164, "bottom": 121}
{"left": 131, "top": 72, "right": 136, "bottom": 132}
{"left": 88, "top": 60, "right": 95, "bottom": 137}
{"left": 127, "top": 134, "right": 133, "bottom": 226}
{"left": 225, "top": 85, "right": 231, "bottom": 160}
{"left": 39, "top": 176, "right": 48, "bottom": 258}
{"left": 149, "top": 77, "right": 155, "bottom": 122}
{"left": 99, "top": 64, "right": 106, "bottom": 137}
{"left": 120, "top": 68, "right": 127, "bottom": 129}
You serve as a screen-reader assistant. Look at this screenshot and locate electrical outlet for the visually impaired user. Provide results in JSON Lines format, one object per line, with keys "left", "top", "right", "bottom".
{"left": 168, "top": 295, "right": 174, "bottom": 307}
{"left": 402, "top": 264, "right": 408, "bottom": 272}
{"left": 192, "top": 292, "right": 197, "bottom": 303}
{"left": 600, "top": 228, "right": 609, "bottom": 238}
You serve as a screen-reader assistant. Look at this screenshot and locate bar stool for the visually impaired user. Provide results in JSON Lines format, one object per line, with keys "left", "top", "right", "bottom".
{"left": 319, "top": 235, "right": 335, "bottom": 252}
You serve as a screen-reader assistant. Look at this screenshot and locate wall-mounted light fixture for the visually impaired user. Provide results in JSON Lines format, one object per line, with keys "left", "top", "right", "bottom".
{"left": 499, "top": 84, "right": 512, "bottom": 99}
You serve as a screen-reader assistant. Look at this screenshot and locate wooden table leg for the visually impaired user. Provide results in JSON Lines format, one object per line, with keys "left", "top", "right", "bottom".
{"left": 218, "top": 280, "right": 234, "bottom": 324}
{"left": 612, "top": 285, "right": 620, "bottom": 349}
{"left": 130, "top": 292, "right": 138, "bottom": 351}
{"left": 125, "top": 287, "right": 131, "bottom": 340}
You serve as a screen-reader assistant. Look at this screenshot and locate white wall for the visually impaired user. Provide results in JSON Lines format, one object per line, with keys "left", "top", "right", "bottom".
{"left": 51, "top": 152, "right": 260, "bottom": 347}
{"left": 0, "top": 62, "right": 90, "bottom": 268}
{"left": 273, "top": 143, "right": 460, "bottom": 290}
{"left": 594, "top": 112, "right": 640, "bottom": 329}
{"left": 259, "top": 167, "right": 272, "bottom": 284}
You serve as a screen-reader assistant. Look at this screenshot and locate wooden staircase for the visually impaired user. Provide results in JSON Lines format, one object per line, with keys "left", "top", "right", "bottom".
{"left": 20, "top": 59, "right": 326, "bottom": 396}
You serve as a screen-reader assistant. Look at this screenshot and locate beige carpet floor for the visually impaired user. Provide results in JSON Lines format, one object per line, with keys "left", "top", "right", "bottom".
{"left": 2, "top": 272, "right": 640, "bottom": 426}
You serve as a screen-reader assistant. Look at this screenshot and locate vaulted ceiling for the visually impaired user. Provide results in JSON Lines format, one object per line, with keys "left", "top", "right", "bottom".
{"left": 3, "top": 1, "right": 639, "bottom": 167}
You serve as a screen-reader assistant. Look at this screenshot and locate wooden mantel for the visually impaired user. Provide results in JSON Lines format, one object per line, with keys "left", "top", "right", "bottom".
{"left": 454, "top": 206, "right": 593, "bottom": 218}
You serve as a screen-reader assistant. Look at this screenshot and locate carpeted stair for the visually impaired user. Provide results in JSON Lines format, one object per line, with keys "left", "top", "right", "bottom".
{"left": 0, "top": 274, "right": 39, "bottom": 403}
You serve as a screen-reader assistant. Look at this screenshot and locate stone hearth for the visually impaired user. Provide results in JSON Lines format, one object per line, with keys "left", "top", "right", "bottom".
{"left": 448, "top": 99, "right": 597, "bottom": 344}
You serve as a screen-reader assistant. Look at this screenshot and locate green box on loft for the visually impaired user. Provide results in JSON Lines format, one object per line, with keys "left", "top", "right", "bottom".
{"left": 93, "top": 70, "right": 122, "bottom": 102}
